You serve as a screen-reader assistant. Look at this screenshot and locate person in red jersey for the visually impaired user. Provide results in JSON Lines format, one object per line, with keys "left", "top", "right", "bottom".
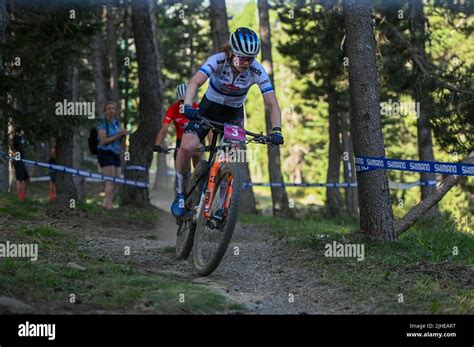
{"left": 154, "top": 84, "right": 205, "bottom": 191}
{"left": 154, "top": 83, "right": 202, "bottom": 162}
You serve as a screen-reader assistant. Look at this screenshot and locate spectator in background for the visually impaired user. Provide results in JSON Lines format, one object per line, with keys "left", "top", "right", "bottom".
{"left": 47, "top": 146, "right": 57, "bottom": 203}
{"left": 97, "top": 101, "right": 128, "bottom": 209}
{"left": 12, "top": 128, "right": 29, "bottom": 202}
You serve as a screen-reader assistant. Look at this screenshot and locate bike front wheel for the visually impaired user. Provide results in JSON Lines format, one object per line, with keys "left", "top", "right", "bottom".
{"left": 175, "top": 160, "right": 207, "bottom": 260}
{"left": 192, "top": 162, "right": 242, "bottom": 276}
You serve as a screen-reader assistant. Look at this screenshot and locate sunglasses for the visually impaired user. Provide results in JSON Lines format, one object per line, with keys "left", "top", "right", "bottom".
{"left": 233, "top": 55, "right": 255, "bottom": 63}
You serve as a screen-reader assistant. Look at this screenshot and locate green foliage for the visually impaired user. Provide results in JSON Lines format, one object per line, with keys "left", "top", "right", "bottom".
{"left": 375, "top": 0, "right": 473, "bottom": 156}
{"left": 1, "top": 0, "right": 101, "bottom": 143}
{"left": 0, "top": 194, "right": 43, "bottom": 219}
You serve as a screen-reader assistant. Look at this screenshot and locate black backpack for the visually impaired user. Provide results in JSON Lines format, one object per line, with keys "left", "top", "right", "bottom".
{"left": 88, "top": 121, "right": 109, "bottom": 155}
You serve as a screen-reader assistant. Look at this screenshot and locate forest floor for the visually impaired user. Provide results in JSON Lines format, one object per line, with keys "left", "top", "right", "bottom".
{"left": 0, "top": 181, "right": 472, "bottom": 314}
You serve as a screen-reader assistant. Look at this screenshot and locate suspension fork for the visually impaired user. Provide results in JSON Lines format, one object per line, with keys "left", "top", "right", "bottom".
{"left": 203, "top": 157, "right": 234, "bottom": 219}
{"left": 203, "top": 161, "right": 220, "bottom": 219}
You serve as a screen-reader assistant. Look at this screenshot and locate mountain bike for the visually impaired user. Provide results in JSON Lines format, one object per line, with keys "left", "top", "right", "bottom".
{"left": 175, "top": 115, "right": 273, "bottom": 276}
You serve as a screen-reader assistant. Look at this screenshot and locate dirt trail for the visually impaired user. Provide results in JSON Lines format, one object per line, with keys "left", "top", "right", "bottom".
{"left": 88, "top": 182, "right": 360, "bottom": 314}
{"left": 3, "top": 180, "right": 359, "bottom": 314}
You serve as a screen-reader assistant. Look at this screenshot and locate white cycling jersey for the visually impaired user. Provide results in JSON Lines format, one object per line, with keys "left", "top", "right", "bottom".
{"left": 198, "top": 52, "right": 274, "bottom": 108}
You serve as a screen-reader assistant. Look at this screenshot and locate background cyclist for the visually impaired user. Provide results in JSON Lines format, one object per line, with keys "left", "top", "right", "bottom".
{"left": 153, "top": 84, "right": 204, "bottom": 188}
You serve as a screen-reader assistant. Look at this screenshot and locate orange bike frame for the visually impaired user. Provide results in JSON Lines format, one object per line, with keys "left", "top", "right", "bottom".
{"left": 203, "top": 150, "right": 235, "bottom": 219}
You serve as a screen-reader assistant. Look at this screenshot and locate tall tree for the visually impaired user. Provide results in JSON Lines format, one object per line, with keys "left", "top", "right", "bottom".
{"left": 209, "top": 0, "right": 229, "bottom": 53}
{"left": 90, "top": 34, "right": 107, "bottom": 119}
{"left": 122, "top": 0, "right": 163, "bottom": 206}
{"left": 341, "top": 110, "right": 358, "bottom": 214}
{"left": 343, "top": 0, "right": 395, "bottom": 240}
{"left": 409, "top": 0, "right": 439, "bottom": 218}
{"left": 325, "top": 80, "right": 344, "bottom": 216}
{"left": 258, "top": 0, "right": 291, "bottom": 217}
{"left": 55, "top": 64, "right": 78, "bottom": 209}
{"left": 209, "top": 0, "right": 258, "bottom": 214}
{"left": 122, "top": 2, "right": 130, "bottom": 128}
{"left": 71, "top": 66, "right": 85, "bottom": 202}
{"left": 0, "top": 0, "right": 9, "bottom": 194}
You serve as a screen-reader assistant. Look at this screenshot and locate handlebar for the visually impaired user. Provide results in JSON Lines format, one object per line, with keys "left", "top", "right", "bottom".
{"left": 196, "top": 115, "right": 273, "bottom": 145}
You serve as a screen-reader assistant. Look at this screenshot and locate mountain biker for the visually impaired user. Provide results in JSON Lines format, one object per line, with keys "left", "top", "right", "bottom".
{"left": 171, "top": 27, "right": 284, "bottom": 218}
{"left": 153, "top": 83, "right": 201, "bottom": 163}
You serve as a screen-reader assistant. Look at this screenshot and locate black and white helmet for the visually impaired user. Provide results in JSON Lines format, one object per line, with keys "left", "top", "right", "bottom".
{"left": 175, "top": 83, "right": 186, "bottom": 100}
{"left": 229, "top": 27, "right": 260, "bottom": 57}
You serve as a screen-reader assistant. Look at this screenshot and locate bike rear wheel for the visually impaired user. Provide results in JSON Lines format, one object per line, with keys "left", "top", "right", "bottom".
{"left": 175, "top": 160, "right": 208, "bottom": 260}
{"left": 192, "top": 162, "right": 242, "bottom": 276}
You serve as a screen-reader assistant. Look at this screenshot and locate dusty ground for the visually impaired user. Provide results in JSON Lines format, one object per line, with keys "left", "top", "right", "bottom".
{"left": 64, "top": 182, "right": 363, "bottom": 314}
{"left": 0, "top": 179, "right": 363, "bottom": 315}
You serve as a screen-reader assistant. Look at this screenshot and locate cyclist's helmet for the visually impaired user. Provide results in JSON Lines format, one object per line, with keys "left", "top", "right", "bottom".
{"left": 175, "top": 83, "right": 186, "bottom": 100}
{"left": 229, "top": 27, "right": 260, "bottom": 57}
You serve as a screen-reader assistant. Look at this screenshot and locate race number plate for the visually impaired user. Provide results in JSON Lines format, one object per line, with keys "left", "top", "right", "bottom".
{"left": 223, "top": 123, "right": 245, "bottom": 145}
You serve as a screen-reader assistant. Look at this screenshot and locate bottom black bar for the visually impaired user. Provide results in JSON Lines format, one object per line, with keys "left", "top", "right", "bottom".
{"left": 0, "top": 314, "right": 472, "bottom": 345}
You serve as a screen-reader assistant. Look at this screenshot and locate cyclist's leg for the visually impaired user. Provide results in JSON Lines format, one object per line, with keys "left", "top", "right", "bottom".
{"left": 176, "top": 132, "right": 200, "bottom": 194}
{"left": 192, "top": 140, "right": 205, "bottom": 168}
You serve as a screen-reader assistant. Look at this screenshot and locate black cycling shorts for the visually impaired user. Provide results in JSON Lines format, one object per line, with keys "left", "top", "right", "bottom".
{"left": 184, "top": 95, "right": 244, "bottom": 142}
{"left": 97, "top": 149, "right": 121, "bottom": 168}
{"left": 13, "top": 161, "right": 30, "bottom": 181}
{"left": 50, "top": 171, "right": 57, "bottom": 183}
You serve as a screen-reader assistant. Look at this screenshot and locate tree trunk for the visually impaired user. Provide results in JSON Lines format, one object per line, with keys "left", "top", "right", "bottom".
{"left": 326, "top": 92, "right": 343, "bottom": 216}
{"left": 258, "top": 0, "right": 292, "bottom": 217}
{"left": 122, "top": 0, "right": 163, "bottom": 206}
{"left": 209, "top": 0, "right": 229, "bottom": 52}
{"left": 0, "top": 0, "right": 9, "bottom": 194}
{"left": 341, "top": 111, "right": 358, "bottom": 214}
{"left": 107, "top": 2, "right": 120, "bottom": 114}
{"left": 396, "top": 151, "right": 474, "bottom": 236}
{"left": 71, "top": 67, "right": 85, "bottom": 202}
{"left": 123, "top": 3, "right": 130, "bottom": 128}
{"left": 90, "top": 35, "right": 107, "bottom": 119}
{"left": 409, "top": 0, "right": 440, "bottom": 218}
{"left": 343, "top": 0, "right": 395, "bottom": 240}
{"left": 54, "top": 65, "right": 78, "bottom": 210}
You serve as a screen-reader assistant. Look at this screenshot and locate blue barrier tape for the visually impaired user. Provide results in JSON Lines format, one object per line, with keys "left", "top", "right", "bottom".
{"left": 244, "top": 182, "right": 357, "bottom": 188}
{"left": 0, "top": 151, "right": 149, "bottom": 188}
{"left": 125, "top": 165, "right": 148, "bottom": 172}
{"left": 243, "top": 180, "right": 436, "bottom": 189}
{"left": 355, "top": 156, "right": 474, "bottom": 176}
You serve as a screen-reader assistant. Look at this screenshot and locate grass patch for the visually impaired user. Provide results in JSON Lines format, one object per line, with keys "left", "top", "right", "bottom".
{"left": 241, "top": 213, "right": 473, "bottom": 314}
{"left": 0, "top": 222, "right": 242, "bottom": 314}
{"left": 0, "top": 195, "right": 43, "bottom": 220}
{"left": 76, "top": 200, "right": 161, "bottom": 226}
